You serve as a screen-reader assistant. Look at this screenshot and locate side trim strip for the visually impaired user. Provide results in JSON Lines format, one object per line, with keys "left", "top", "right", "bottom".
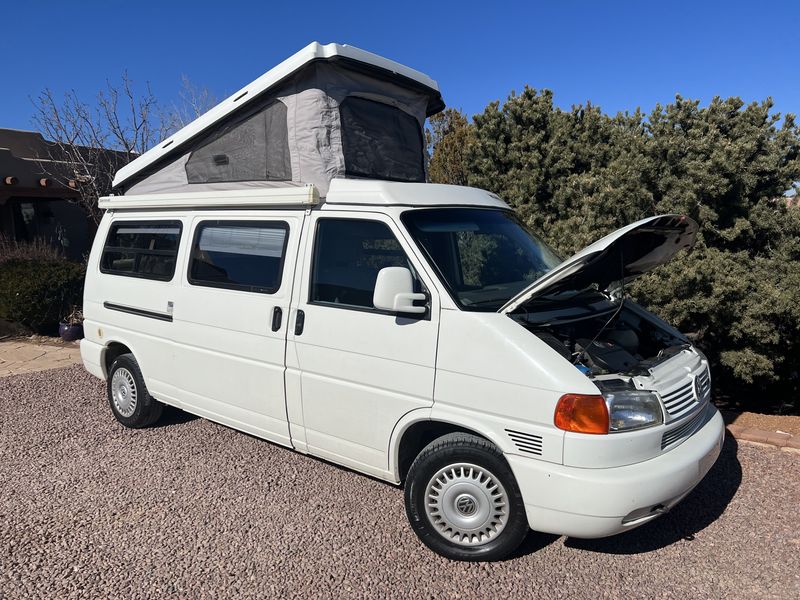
{"left": 103, "top": 301, "right": 173, "bottom": 322}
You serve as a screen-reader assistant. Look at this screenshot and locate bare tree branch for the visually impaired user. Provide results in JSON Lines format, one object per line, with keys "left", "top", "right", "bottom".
{"left": 165, "top": 75, "right": 218, "bottom": 132}
{"left": 30, "top": 73, "right": 215, "bottom": 224}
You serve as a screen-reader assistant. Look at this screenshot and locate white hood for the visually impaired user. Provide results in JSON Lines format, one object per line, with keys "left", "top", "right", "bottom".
{"left": 499, "top": 214, "right": 698, "bottom": 314}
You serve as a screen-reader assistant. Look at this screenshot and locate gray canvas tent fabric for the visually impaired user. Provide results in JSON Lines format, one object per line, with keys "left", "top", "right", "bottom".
{"left": 123, "top": 61, "right": 439, "bottom": 197}
{"left": 185, "top": 101, "right": 291, "bottom": 183}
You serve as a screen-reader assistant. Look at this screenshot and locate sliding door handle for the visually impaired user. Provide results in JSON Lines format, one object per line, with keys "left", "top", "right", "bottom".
{"left": 294, "top": 309, "right": 305, "bottom": 336}
{"left": 271, "top": 306, "right": 283, "bottom": 332}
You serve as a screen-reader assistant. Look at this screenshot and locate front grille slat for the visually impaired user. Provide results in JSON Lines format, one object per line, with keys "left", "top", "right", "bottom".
{"left": 664, "top": 386, "right": 693, "bottom": 402}
{"left": 667, "top": 406, "right": 695, "bottom": 420}
{"left": 661, "top": 406, "right": 708, "bottom": 449}
{"left": 663, "top": 385, "right": 693, "bottom": 403}
{"left": 505, "top": 429, "right": 543, "bottom": 456}
{"left": 668, "top": 396, "right": 697, "bottom": 415}
{"left": 665, "top": 400, "right": 694, "bottom": 413}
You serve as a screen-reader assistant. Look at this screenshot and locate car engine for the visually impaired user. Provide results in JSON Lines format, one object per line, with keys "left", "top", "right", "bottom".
{"left": 519, "top": 299, "right": 689, "bottom": 377}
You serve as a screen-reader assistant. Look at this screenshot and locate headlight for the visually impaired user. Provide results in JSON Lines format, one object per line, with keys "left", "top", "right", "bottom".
{"left": 603, "top": 390, "right": 663, "bottom": 432}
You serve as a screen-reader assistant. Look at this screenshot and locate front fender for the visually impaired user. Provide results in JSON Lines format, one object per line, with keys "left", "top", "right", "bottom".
{"left": 386, "top": 407, "right": 433, "bottom": 483}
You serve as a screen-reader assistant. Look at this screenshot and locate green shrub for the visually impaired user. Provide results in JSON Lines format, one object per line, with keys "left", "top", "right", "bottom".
{"left": 0, "top": 260, "right": 85, "bottom": 333}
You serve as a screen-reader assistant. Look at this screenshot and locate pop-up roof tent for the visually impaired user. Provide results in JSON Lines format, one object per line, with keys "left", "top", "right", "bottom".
{"left": 112, "top": 42, "right": 444, "bottom": 198}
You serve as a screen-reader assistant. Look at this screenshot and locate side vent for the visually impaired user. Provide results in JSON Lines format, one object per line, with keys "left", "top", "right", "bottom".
{"left": 505, "top": 429, "right": 543, "bottom": 456}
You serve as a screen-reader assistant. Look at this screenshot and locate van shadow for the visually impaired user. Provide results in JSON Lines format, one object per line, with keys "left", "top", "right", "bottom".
{"left": 152, "top": 405, "right": 199, "bottom": 428}
{"left": 507, "top": 530, "right": 561, "bottom": 559}
{"left": 563, "top": 435, "right": 742, "bottom": 555}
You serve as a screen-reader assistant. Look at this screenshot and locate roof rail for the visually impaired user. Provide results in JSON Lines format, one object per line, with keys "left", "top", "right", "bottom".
{"left": 98, "top": 184, "right": 319, "bottom": 210}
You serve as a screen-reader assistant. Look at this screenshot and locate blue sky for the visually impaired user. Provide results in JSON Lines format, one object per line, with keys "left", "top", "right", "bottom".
{"left": 1, "top": 0, "right": 798, "bottom": 133}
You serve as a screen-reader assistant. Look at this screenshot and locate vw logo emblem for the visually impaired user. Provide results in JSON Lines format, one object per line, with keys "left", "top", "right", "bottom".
{"left": 455, "top": 494, "right": 477, "bottom": 516}
{"left": 692, "top": 375, "right": 703, "bottom": 402}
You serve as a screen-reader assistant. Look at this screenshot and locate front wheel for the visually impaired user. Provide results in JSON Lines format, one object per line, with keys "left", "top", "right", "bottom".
{"left": 404, "top": 432, "right": 528, "bottom": 561}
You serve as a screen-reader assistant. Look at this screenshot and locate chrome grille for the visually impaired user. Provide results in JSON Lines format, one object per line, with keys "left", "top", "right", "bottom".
{"left": 661, "top": 406, "right": 708, "bottom": 449}
{"left": 505, "top": 429, "right": 543, "bottom": 456}
{"left": 661, "top": 378, "right": 699, "bottom": 419}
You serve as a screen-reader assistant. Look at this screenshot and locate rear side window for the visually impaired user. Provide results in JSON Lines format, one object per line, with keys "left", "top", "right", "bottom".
{"left": 188, "top": 221, "right": 289, "bottom": 293}
{"left": 100, "top": 221, "right": 182, "bottom": 281}
{"left": 310, "top": 218, "right": 411, "bottom": 309}
{"left": 339, "top": 97, "right": 425, "bottom": 183}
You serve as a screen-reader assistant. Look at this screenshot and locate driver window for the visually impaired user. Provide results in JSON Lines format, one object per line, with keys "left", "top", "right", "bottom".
{"left": 310, "top": 218, "right": 414, "bottom": 309}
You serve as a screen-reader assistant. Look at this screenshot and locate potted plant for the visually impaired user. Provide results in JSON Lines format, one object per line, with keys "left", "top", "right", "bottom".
{"left": 59, "top": 306, "right": 84, "bottom": 341}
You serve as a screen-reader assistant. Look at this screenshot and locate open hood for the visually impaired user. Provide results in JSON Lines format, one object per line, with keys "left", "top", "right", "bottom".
{"left": 499, "top": 214, "right": 698, "bottom": 314}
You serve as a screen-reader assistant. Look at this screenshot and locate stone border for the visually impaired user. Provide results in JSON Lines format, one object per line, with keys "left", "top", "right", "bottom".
{"left": 726, "top": 424, "right": 800, "bottom": 453}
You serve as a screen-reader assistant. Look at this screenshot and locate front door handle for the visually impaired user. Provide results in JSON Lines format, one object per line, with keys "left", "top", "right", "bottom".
{"left": 294, "top": 309, "right": 305, "bottom": 336}
{"left": 271, "top": 306, "right": 282, "bottom": 332}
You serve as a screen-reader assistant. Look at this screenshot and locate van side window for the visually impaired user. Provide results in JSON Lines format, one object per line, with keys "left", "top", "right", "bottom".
{"left": 188, "top": 221, "right": 288, "bottom": 293}
{"left": 100, "top": 220, "right": 182, "bottom": 281}
{"left": 310, "top": 218, "right": 411, "bottom": 309}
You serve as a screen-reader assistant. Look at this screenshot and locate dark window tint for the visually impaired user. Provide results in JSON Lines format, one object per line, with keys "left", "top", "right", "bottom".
{"left": 189, "top": 221, "right": 288, "bottom": 293}
{"left": 100, "top": 221, "right": 182, "bottom": 281}
{"left": 311, "top": 219, "right": 410, "bottom": 308}
{"left": 186, "top": 101, "right": 291, "bottom": 183}
{"left": 339, "top": 97, "right": 424, "bottom": 183}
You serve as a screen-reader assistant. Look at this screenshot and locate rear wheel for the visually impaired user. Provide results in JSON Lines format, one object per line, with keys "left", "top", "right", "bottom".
{"left": 107, "top": 353, "right": 163, "bottom": 428}
{"left": 404, "top": 432, "right": 528, "bottom": 561}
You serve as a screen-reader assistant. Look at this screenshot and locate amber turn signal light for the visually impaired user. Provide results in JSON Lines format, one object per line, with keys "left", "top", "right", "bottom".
{"left": 554, "top": 394, "right": 609, "bottom": 434}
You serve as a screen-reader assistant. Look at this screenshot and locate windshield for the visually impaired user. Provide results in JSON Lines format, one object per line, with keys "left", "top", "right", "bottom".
{"left": 401, "top": 208, "right": 563, "bottom": 311}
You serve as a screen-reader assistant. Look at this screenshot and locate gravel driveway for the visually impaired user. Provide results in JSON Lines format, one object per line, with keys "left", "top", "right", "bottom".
{"left": 1, "top": 366, "right": 798, "bottom": 599}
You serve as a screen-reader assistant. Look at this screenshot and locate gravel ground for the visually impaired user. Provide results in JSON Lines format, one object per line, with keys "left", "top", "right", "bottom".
{"left": 1, "top": 366, "right": 798, "bottom": 599}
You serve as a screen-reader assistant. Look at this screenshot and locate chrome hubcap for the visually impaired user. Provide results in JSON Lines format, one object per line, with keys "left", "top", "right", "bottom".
{"left": 425, "top": 463, "right": 508, "bottom": 546}
{"left": 111, "top": 367, "right": 137, "bottom": 418}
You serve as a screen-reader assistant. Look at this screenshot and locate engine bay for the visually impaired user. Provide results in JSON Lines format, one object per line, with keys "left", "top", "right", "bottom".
{"left": 516, "top": 297, "right": 689, "bottom": 377}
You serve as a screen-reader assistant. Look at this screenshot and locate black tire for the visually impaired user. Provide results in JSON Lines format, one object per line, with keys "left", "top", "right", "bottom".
{"left": 404, "top": 432, "right": 528, "bottom": 561}
{"left": 106, "top": 353, "right": 163, "bottom": 428}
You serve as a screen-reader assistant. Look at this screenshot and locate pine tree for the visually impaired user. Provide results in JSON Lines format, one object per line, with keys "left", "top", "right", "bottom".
{"left": 430, "top": 89, "right": 800, "bottom": 408}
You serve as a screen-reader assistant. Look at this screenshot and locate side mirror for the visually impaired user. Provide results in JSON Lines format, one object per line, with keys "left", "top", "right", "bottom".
{"left": 373, "top": 267, "right": 427, "bottom": 314}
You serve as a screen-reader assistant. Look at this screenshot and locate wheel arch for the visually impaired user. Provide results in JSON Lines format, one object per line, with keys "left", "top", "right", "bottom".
{"left": 390, "top": 410, "right": 509, "bottom": 484}
{"left": 102, "top": 339, "right": 136, "bottom": 378}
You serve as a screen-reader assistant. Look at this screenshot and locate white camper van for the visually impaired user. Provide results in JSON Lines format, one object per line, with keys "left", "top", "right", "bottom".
{"left": 81, "top": 43, "right": 724, "bottom": 561}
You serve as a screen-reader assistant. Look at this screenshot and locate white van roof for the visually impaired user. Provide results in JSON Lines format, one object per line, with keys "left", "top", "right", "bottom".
{"left": 325, "top": 179, "right": 508, "bottom": 208}
{"left": 113, "top": 42, "right": 444, "bottom": 197}
{"left": 98, "top": 179, "right": 509, "bottom": 210}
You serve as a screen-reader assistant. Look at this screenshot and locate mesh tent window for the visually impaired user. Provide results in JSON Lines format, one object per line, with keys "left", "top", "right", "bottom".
{"left": 185, "top": 101, "right": 291, "bottom": 183}
{"left": 339, "top": 97, "right": 424, "bottom": 182}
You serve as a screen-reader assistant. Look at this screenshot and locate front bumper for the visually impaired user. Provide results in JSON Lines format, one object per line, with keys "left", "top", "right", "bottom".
{"left": 506, "top": 405, "right": 725, "bottom": 538}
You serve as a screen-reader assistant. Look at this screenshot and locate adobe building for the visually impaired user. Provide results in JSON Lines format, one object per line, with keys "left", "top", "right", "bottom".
{"left": 0, "top": 128, "right": 98, "bottom": 261}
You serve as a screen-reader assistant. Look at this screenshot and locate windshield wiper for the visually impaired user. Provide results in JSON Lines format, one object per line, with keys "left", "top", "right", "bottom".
{"left": 464, "top": 298, "right": 508, "bottom": 307}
